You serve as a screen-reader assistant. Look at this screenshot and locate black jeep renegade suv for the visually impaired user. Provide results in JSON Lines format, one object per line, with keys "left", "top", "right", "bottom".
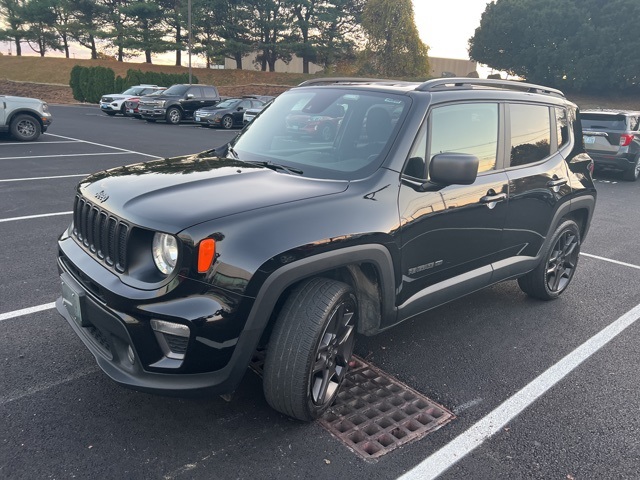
{"left": 56, "top": 78, "right": 596, "bottom": 421}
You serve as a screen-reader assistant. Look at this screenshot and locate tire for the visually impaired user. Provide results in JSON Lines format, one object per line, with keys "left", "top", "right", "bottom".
{"left": 318, "top": 123, "right": 335, "bottom": 142}
{"left": 221, "top": 115, "right": 234, "bottom": 129}
{"left": 263, "top": 277, "right": 357, "bottom": 421}
{"left": 166, "top": 107, "right": 182, "bottom": 125}
{"left": 622, "top": 155, "right": 640, "bottom": 181}
{"left": 120, "top": 104, "right": 126, "bottom": 116}
{"left": 518, "top": 219, "right": 581, "bottom": 300}
{"left": 10, "top": 114, "right": 41, "bottom": 141}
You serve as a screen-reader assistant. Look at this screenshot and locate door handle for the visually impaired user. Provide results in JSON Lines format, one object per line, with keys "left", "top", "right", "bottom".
{"left": 546, "top": 178, "right": 567, "bottom": 188}
{"left": 480, "top": 191, "right": 507, "bottom": 209}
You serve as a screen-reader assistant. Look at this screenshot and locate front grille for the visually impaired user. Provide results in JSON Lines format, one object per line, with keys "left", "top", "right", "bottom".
{"left": 164, "top": 334, "right": 188, "bottom": 355}
{"left": 73, "top": 195, "right": 129, "bottom": 273}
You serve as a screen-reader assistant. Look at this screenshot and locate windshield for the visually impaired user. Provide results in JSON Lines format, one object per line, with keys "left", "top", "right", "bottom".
{"left": 231, "top": 88, "right": 409, "bottom": 180}
{"left": 162, "top": 85, "right": 190, "bottom": 96}
{"left": 122, "top": 87, "right": 147, "bottom": 95}
{"left": 215, "top": 99, "right": 241, "bottom": 109}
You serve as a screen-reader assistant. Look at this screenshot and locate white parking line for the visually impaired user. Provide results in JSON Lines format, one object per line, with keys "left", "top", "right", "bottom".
{"left": 0, "top": 302, "right": 56, "bottom": 322}
{"left": 46, "top": 133, "right": 161, "bottom": 159}
{"left": 0, "top": 174, "right": 87, "bottom": 183}
{"left": 0, "top": 211, "right": 72, "bottom": 223}
{"left": 581, "top": 253, "right": 640, "bottom": 270}
{"left": 0, "top": 140, "right": 79, "bottom": 146}
{"left": 399, "top": 301, "right": 640, "bottom": 480}
{"left": 0, "top": 152, "right": 130, "bottom": 160}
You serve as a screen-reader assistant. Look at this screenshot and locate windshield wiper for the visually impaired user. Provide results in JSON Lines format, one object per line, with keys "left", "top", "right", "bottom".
{"left": 246, "top": 161, "right": 303, "bottom": 175}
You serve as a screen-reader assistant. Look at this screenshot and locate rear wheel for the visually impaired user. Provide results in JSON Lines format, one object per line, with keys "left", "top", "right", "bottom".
{"left": 10, "top": 114, "right": 41, "bottom": 141}
{"left": 263, "top": 277, "right": 357, "bottom": 421}
{"left": 518, "top": 219, "right": 581, "bottom": 300}
{"left": 622, "top": 155, "right": 640, "bottom": 181}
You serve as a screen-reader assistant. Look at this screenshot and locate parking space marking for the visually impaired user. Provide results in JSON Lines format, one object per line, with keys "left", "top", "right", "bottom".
{"left": 0, "top": 174, "right": 87, "bottom": 183}
{"left": 46, "top": 133, "right": 161, "bottom": 159}
{"left": 0, "top": 140, "right": 79, "bottom": 146}
{"left": 581, "top": 253, "right": 640, "bottom": 271}
{"left": 0, "top": 211, "right": 71, "bottom": 223}
{"left": 0, "top": 152, "right": 131, "bottom": 160}
{"left": 0, "top": 302, "right": 55, "bottom": 322}
{"left": 399, "top": 301, "right": 640, "bottom": 480}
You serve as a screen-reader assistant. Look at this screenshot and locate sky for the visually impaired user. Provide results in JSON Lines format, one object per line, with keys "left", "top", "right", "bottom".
{"left": 412, "top": 0, "right": 492, "bottom": 60}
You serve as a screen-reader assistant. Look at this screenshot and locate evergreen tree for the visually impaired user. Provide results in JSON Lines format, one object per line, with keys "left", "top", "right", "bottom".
{"left": 361, "top": 0, "right": 429, "bottom": 77}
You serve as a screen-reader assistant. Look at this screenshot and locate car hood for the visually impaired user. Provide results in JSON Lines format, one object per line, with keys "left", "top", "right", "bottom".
{"left": 2, "top": 95, "right": 43, "bottom": 105}
{"left": 78, "top": 152, "right": 349, "bottom": 233}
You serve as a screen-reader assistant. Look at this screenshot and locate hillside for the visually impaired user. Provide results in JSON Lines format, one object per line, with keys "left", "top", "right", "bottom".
{"left": 1, "top": 56, "right": 639, "bottom": 110}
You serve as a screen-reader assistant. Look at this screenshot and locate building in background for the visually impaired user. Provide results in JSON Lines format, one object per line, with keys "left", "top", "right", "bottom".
{"left": 224, "top": 54, "right": 323, "bottom": 74}
{"left": 429, "top": 57, "right": 478, "bottom": 77}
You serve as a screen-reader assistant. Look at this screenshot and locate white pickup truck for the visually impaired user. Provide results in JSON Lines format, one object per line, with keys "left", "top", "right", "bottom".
{"left": 0, "top": 95, "right": 52, "bottom": 141}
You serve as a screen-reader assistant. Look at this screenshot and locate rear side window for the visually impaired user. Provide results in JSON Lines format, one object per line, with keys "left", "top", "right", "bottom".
{"left": 509, "top": 104, "right": 551, "bottom": 167}
{"left": 429, "top": 103, "right": 498, "bottom": 173}
{"left": 202, "top": 86, "right": 219, "bottom": 98}
{"left": 629, "top": 116, "right": 640, "bottom": 131}
{"left": 555, "top": 107, "right": 570, "bottom": 149}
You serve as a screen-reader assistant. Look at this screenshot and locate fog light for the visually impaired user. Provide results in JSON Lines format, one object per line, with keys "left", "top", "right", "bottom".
{"left": 127, "top": 345, "right": 135, "bottom": 364}
{"left": 150, "top": 319, "right": 190, "bottom": 360}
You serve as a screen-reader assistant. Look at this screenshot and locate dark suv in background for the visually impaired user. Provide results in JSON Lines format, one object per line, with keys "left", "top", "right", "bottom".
{"left": 581, "top": 109, "right": 640, "bottom": 181}
{"left": 56, "top": 78, "right": 596, "bottom": 422}
{"left": 138, "top": 84, "right": 221, "bottom": 124}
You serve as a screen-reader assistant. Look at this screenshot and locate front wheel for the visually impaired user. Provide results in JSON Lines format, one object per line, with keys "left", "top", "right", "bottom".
{"left": 10, "top": 114, "right": 41, "bottom": 141}
{"left": 165, "top": 107, "right": 182, "bottom": 125}
{"left": 221, "top": 115, "right": 234, "bottom": 129}
{"left": 263, "top": 278, "right": 357, "bottom": 421}
{"left": 518, "top": 219, "right": 581, "bottom": 300}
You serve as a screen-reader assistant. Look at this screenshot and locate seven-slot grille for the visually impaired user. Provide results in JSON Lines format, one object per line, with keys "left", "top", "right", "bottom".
{"left": 73, "top": 195, "right": 129, "bottom": 273}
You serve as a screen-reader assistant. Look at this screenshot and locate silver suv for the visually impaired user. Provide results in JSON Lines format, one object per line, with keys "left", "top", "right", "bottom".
{"left": 581, "top": 109, "right": 640, "bottom": 181}
{"left": 0, "top": 95, "right": 52, "bottom": 141}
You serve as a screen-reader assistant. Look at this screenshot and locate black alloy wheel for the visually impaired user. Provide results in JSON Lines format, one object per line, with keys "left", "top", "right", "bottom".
{"left": 263, "top": 277, "right": 357, "bottom": 421}
{"left": 518, "top": 219, "right": 581, "bottom": 300}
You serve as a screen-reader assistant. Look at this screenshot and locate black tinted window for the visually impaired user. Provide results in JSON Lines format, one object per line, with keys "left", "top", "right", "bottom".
{"left": 555, "top": 107, "right": 570, "bottom": 149}
{"left": 202, "top": 86, "right": 218, "bottom": 98}
{"left": 187, "top": 87, "right": 203, "bottom": 99}
{"left": 509, "top": 104, "right": 551, "bottom": 167}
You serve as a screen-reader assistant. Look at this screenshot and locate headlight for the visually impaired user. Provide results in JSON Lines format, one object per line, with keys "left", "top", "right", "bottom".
{"left": 152, "top": 232, "right": 178, "bottom": 275}
{"left": 42, "top": 103, "right": 49, "bottom": 112}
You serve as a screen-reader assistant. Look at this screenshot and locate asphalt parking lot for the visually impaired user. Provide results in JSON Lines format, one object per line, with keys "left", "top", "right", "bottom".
{"left": 2, "top": 104, "right": 640, "bottom": 479}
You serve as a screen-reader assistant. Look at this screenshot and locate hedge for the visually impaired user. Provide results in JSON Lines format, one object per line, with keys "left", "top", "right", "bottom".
{"left": 69, "top": 66, "right": 199, "bottom": 103}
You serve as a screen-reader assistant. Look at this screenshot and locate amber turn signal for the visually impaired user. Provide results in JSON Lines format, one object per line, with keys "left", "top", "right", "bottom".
{"left": 198, "top": 239, "right": 216, "bottom": 273}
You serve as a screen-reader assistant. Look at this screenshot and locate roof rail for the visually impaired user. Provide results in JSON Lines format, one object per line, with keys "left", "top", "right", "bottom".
{"left": 415, "top": 78, "right": 565, "bottom": 98}
{"left": 297, "top": 77, "right": 415, "bottom": 87}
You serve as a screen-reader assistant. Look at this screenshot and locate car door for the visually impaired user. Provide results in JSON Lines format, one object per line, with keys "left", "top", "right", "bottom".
{"left": 397, "top": 102, "right": 509, "bottom": 320}
{"left": 233, "top": 100, "right": 253, "bottom": 125}
{"left": 496, "top": 103, "right": 572, "bottom": 277}
{"left": 183, "top": 86, "right": 204, "bottom": 115}
{"left": 201, "top": 87, "right": 220, "bottom": 108}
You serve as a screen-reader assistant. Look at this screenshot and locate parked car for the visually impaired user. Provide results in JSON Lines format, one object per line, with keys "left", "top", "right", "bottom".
{"left": 124, "top": 90, "right": 167, "bottom": 118}
{"left": 285, "top": 102, "right": 346, "bottom": 141}
{"left": 100, "top": 85, "right": 165, "bottom": 116}
{"left": 56, "top": 77, "right": 596, "bottom": 422}
{"left": 194, "top": 97, "right": 268, "bottom": 129}
{"left": 0, "top": 95, "right": 52, "bottom": 141}
{"left": 580, "top": 109, "right": 640, "bottom": 181}
{"left": 138, "top": 84, "right": 221, "bottom": 124}
{"left": 243, "top": 98, "right": 274, "bottom": 125}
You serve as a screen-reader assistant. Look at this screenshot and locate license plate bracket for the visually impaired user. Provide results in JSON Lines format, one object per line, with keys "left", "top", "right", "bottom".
{"left": 60, "top": 273, "right": 90, "bottom": 327}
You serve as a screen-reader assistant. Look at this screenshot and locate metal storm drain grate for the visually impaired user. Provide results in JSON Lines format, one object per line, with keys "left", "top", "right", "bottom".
{"left": 249, "top": 351, "right": 454, "bottom": 461}
{"left": 319, "top": 356, "right": 454, "bottom": 460}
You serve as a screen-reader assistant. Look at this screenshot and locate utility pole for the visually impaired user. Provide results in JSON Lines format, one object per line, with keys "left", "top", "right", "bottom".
{"left": 188, "top": 0, "right": 192, "bottom": 84}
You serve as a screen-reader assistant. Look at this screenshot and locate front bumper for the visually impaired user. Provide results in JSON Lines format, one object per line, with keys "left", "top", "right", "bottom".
{"left": 100, "top": 103, "right": 120, "bottom": 113}
{"left": 56, "top": 242, "right": 261, "bottom": 396}
{"left": 139, "top": 107, "right": 167, "bottom": 119}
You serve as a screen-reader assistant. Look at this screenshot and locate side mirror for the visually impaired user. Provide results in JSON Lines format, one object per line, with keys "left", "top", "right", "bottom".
{"left": 186, "top": 94, "right": 194, "bottom": 99}
{"left": 237, "top": 107, "right": 243, "bottom": 111}
{"left": 429, "top": 153, "right": 479, "bottom": 186}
